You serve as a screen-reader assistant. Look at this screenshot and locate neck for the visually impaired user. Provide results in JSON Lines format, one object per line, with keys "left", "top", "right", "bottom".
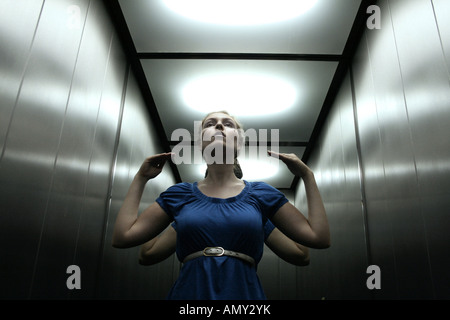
{"left": 203, "top": 163, "right": 240, "bottom": 185}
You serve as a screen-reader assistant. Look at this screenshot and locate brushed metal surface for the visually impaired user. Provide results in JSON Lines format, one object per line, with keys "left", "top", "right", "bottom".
{"left": 432, "top": 0, "right": 450, "bottom": 71}
{"left": 389, "top": 0, "right": 450, "bottom": 299}
{"left": 0, "top": 0, "right": 177, "bottom": 299}
{"left": 295, "top": 73, "right": 369, "bottom": 300}
{"left": 351, "top": 0, "right": 450, "bottom": 299}
{"left": 282, "top": 0, "right": 450, "bottom": 300}
{"left": 0, "top": 0, "right": 90, "bottom": 299}
{"left": 0, "top": 0, "right": 43, "bottom": 153}
{"left": 97, "top": 71, "right": 177, "bottom": 299}
{"left": 30, "top": 0, "right": 118, "bottom": 298}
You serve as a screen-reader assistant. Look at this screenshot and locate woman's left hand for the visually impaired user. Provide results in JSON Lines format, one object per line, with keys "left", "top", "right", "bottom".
{"left": 268, "top": 150, "right": 312, "bottom": 178}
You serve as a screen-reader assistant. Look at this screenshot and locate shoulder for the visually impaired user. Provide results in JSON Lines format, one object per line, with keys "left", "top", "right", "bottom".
{"left": 157, "top": 182, "right": 194, "bottom": 202}
{"left": 248, "top": 181, "right": 282, "bottom": 194}
{"left": 247, "top": 181, "right": 288, "bottom": 216}
{"left": 163, "top": 182, "right": 193, "bottom": 193}
{"left": 156, "top": 182, "right": 194, "bottom": 215}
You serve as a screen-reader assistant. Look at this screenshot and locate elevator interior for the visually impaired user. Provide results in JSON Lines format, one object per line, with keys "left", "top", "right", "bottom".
{"left": 0, "top": 0, "right": 449, "bottom": 300}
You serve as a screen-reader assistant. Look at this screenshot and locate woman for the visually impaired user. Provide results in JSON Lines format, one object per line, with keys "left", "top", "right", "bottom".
{"left": 138, "top": 221, "right": 311, "bottom": 267}
{"left": 112, "top": 111, "right": 330, "bottom": 299}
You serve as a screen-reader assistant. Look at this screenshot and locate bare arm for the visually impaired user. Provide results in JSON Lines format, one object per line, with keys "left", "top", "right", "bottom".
{"left": 265, "top": 228, "right": 310, "bottom": 266}
{"left": 112, "top": 153, "right": 173, "bottom": 248}
{"left": 268, "top": 151, "right": 330, "bottom": 249}
{"left": 138, "top": 225, "right": 310, "bottom": 267}
{"left": 139, "top": 225, "right": 177, "bottom": 265}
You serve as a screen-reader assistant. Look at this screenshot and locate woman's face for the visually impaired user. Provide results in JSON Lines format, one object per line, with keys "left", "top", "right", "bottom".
{"left": 201, "top": 112, "right": 241, "bottom": 164}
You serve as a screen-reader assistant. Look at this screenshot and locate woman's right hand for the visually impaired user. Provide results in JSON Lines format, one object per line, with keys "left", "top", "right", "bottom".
{"left": 137, "top": 152, "right": 173, "bottom": 181}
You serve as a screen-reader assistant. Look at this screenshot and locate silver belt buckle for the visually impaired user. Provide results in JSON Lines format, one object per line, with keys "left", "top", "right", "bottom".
{"left": 203, "top": 246, "right": 225, "bottom": 257}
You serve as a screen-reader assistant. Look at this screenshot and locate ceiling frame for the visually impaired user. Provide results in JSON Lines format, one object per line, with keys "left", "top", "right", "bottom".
{"left": 137, "top": 52, "right": 342, "bottom": 62}
{"left": 103, "top": 0, "right": 375, "bottom": 190}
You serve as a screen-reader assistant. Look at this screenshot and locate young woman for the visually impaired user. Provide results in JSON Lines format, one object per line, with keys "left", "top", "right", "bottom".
{"left": 112, "top": 111, "right": 330, "bottom": 299}
{"left": 138, "top": 220, "right": 311, "bottom": 267}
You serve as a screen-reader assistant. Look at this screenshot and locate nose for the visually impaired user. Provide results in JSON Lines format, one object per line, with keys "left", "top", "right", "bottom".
{"left": 215, "top": 122, "right": 224, "bottom": 130}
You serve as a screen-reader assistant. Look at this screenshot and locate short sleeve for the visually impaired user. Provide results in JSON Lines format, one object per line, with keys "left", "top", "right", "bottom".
{"left": 155, "top": 182, "right": 193, "bottom": 219}
{"left": 263, "top": 219, "right": 276, "bottom": 240}
{"left": 251, "top": 182, "right": 289, "bottom": 220}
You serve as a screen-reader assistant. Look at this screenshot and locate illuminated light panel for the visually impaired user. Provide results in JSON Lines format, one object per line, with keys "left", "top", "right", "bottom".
{"left": 164, "top": 0, "right": 317, "bottom": 25}
{"left": 183, "top": 73, "right": 297, "bottom": 116}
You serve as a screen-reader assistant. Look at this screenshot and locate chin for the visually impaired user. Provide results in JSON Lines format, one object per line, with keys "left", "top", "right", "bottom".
{"left": 202, "top": 143, "right": 237, "bottom": 165}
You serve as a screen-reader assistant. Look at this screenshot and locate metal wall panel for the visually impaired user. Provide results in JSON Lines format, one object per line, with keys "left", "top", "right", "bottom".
{"left": 389, "top": 0, "right": 450, "bottom": 299}
{"left": 30, "top": 0, "right": 131, "bottom": 299}
{"left": 355, "top": 16, "right": 419, "bottom": 300}
{"left": 352, "top": 33, "right": 402, "bottom": 299}
{"left": 96, "top": 71, "right": 177, "bottom": 300}
{"left": 351, "top": 0, "right": 450, "bottom": 299}
{"left": 363, "top": 0, "right": 432, "bottom": 298}
{"left": 432, "top": 0, "right": 450, "bottom": 73}
{"left": 0, "top": 0, "right": 43, "bottom": 153}
{"left": 290, "top": 0, "right": 449, "bottom": 299}
{"left": 293, "top": 73, "right": 369, "bottom": 300}
{"left": 70, "top": 18, "right": 128, "bottom": 300}
{"left": 0, "top": 0, "right": 90, "bottom": 299}
{"left": 0, "top": 0, "right": 177, "bottom": 299}
{"left": 29, "top": 0, "right": 120, "bottom": 298}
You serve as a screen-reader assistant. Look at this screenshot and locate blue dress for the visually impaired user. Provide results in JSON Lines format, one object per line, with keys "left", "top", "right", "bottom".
{"left": 155, "top": 180, "right": 289, "bottom": 300}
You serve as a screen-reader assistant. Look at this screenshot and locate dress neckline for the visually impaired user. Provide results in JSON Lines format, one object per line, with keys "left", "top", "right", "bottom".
{"left": 193, "top": 180, "right": 250, "bottom": 203}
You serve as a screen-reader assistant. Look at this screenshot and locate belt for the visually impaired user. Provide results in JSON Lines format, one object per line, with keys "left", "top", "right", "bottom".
{"left": 183, "top": 247, "right": 256, "bottom": 267}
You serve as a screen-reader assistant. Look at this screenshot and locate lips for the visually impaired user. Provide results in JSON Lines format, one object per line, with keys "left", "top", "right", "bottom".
{"left": 213, "top": 131, "right": 225, "bottom": 137}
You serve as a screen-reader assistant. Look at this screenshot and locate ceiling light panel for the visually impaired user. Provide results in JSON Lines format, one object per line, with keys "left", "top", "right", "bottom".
{"left": 141, "top": 59, "right": 338, "bottom": 142}
{"left": 182, "top": 72, "right": 298, "bottom": 116}
{"left": 163, "top": 0, "right": 318, "bottom": 26}
{"left": 119, "top": 0, "right": 362, "bottom": 54}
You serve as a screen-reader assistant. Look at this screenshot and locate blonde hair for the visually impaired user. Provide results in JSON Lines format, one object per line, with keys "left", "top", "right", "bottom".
{"left": 201, "top": 111, "right": 244, "bottom": 179}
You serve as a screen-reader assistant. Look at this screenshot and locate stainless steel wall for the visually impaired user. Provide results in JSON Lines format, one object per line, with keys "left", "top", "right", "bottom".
{"left": 0, "top": 0, "right": 176, "bottom": 299}
{"left": 287, "top": 73, "right": 370, "bottom": 300}
{"left": 354, "top": 0, "right": 450, "bottom": 299}
{"left": 291, "top": 0, "right": 450, "bottom": 299}
{"left": 96, "top": 72, "right": 179, "bottom": 300}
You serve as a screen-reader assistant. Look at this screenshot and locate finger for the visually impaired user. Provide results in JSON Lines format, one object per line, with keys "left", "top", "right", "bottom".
{"left": 148, "top": 152, "right": 173, "bottom": 163}
{"left": 155, "top": 152, "right": 174, "bottom": 160}
{"left": 149, "top": 153, "right": 173, "bottom": 167}
{"left": 144, "top": 153, "right": 167, "bottom": 163}
{"left": 267, "top": 150, "right": 280, "bottom": 158}
{"left": 160, "top": 152, "right": 175, "bottom": 165}
{"left": 268, "top": 150, "right": 288, "bottom": 162}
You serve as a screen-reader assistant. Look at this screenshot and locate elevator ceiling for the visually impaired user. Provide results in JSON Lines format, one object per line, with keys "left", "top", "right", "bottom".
{"left": 107, "top": 0, "right": 366, "bottom": 189}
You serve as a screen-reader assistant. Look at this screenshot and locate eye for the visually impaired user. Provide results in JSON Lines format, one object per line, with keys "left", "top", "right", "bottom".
{"left": 224, "top": 121, "right": 235, "bottom": 128}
